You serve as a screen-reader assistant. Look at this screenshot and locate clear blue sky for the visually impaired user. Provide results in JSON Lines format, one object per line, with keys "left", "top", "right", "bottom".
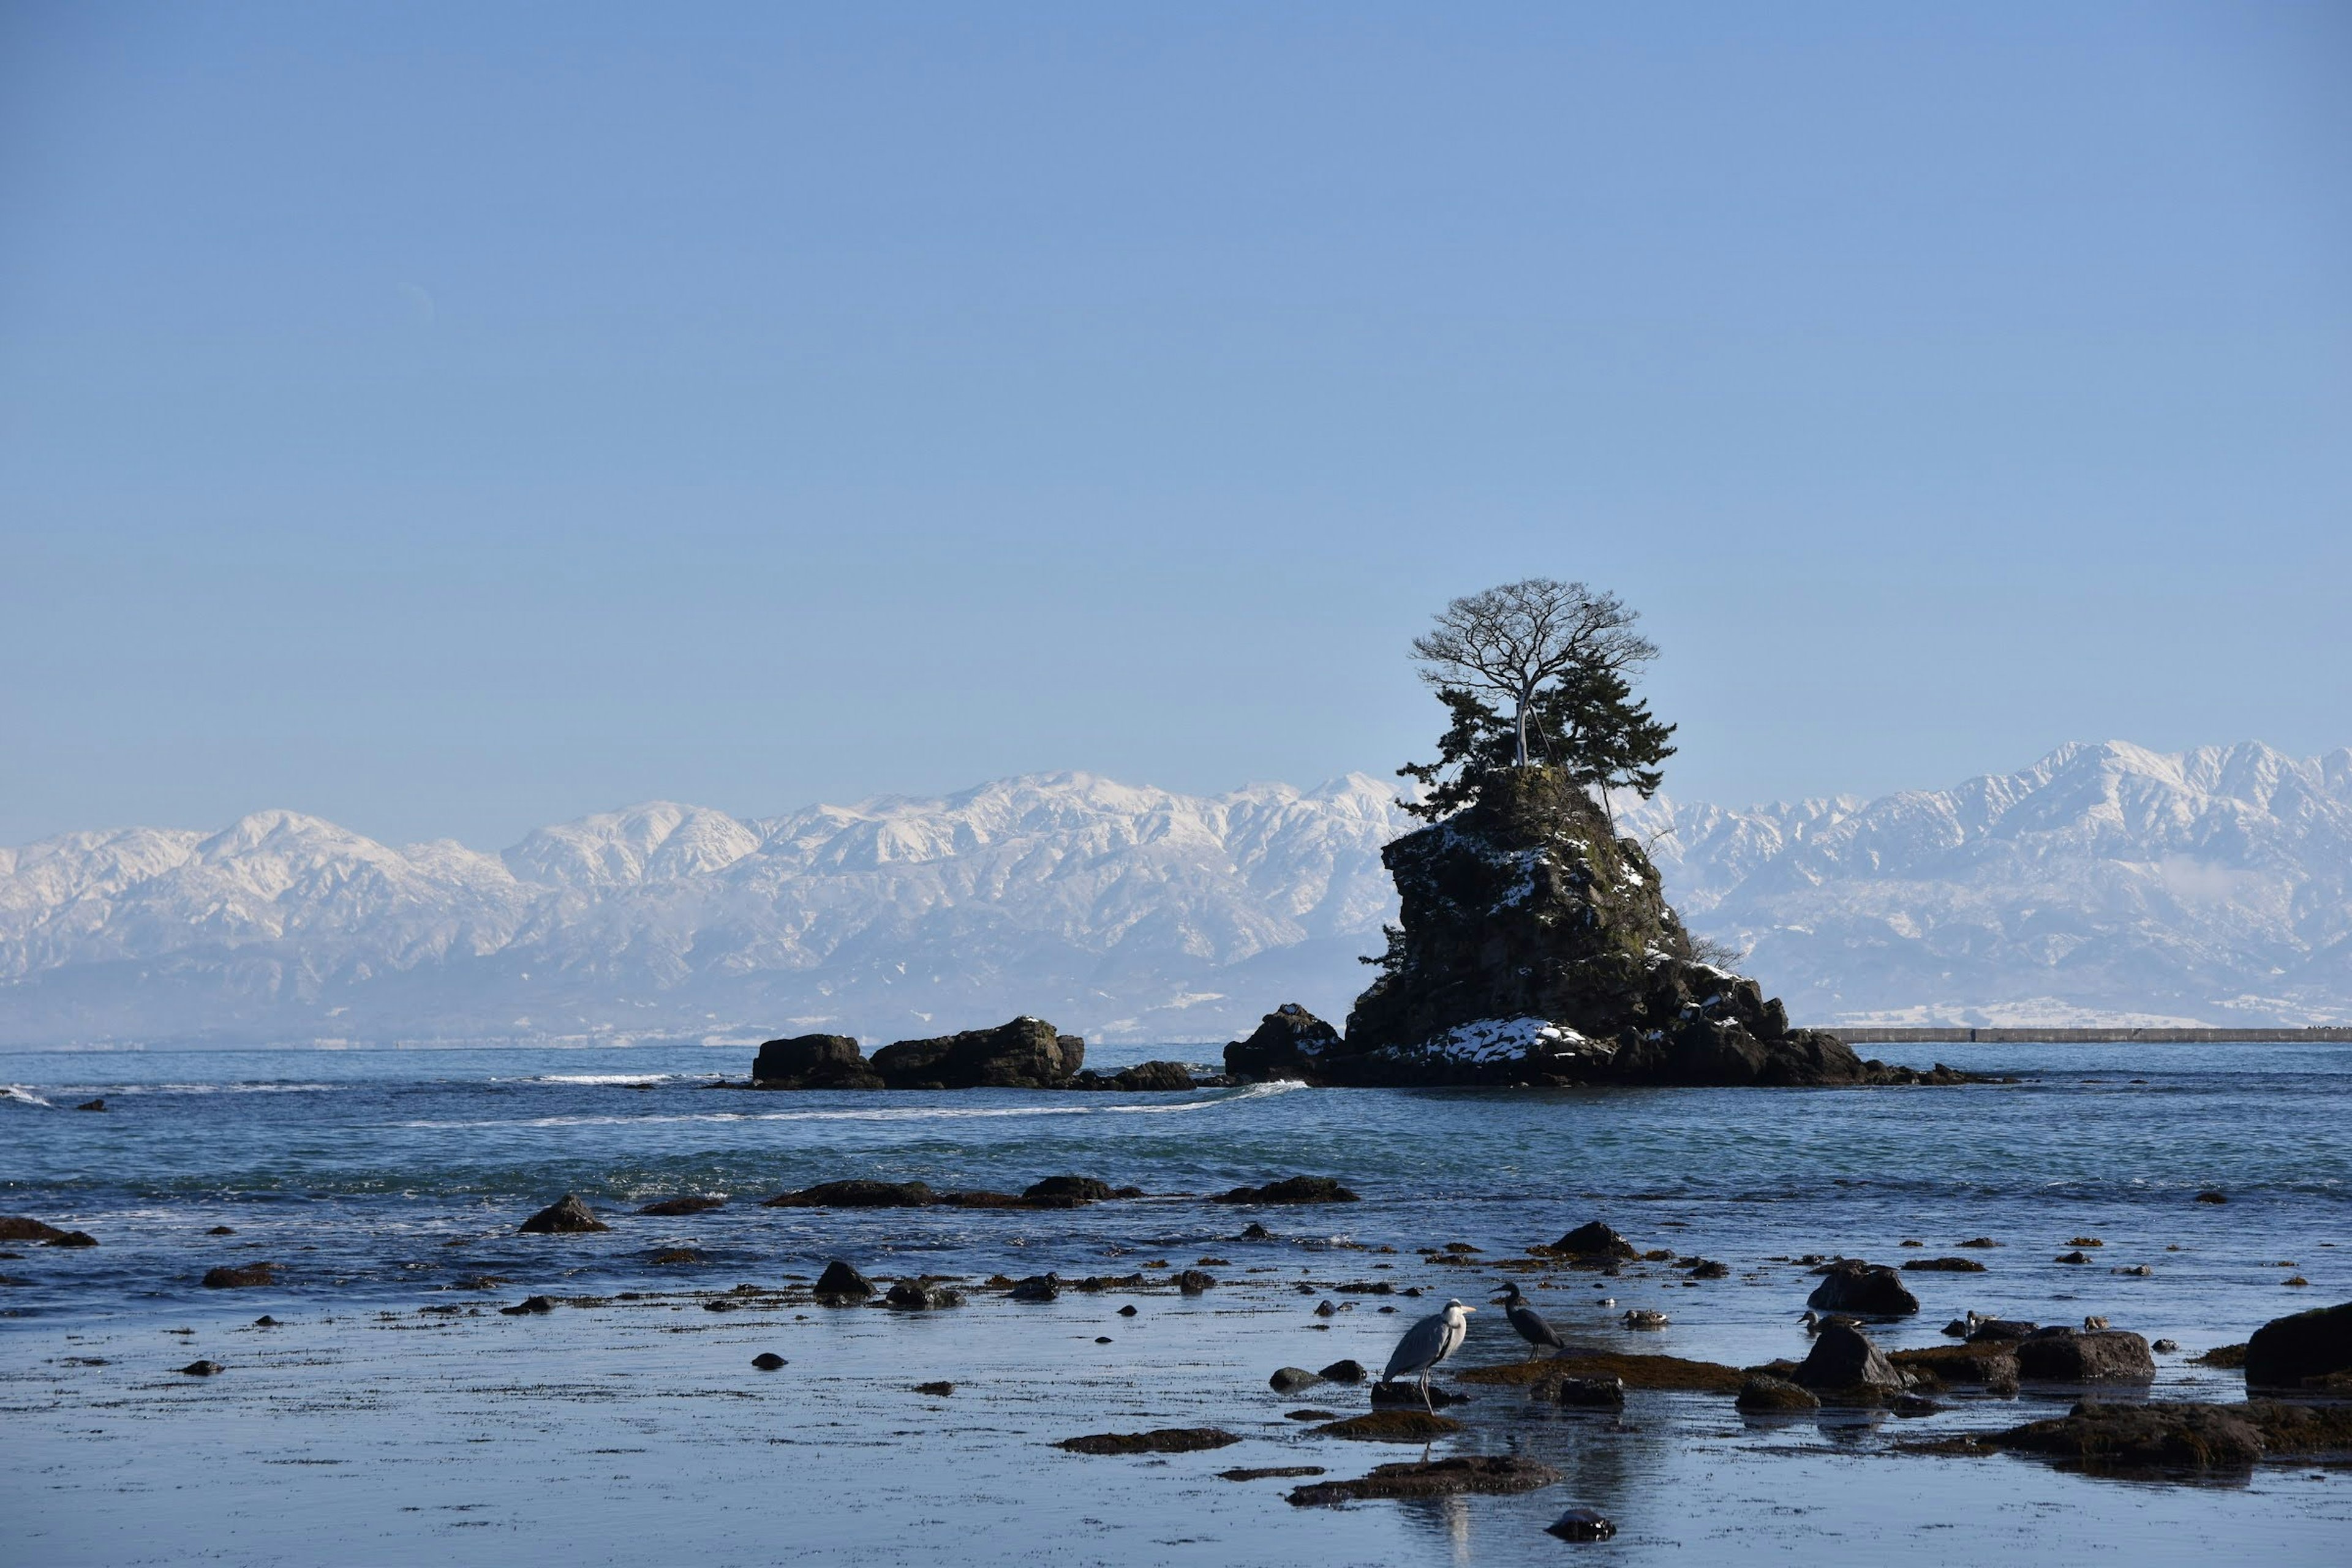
{"left": 3, "top": 2, "right": 2346, "bottom": 848}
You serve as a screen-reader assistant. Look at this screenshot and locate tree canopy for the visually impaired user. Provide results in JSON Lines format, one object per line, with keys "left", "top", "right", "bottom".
{"left": 1400, "top": 579, "right": 1675, "bottom": 823}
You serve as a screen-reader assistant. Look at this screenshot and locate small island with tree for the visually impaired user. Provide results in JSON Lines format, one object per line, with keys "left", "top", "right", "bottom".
{"left": 1226, "top": 578, "right": 1967, "bottom": 1088}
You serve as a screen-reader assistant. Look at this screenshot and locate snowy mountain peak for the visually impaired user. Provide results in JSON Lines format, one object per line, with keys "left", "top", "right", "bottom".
{"left": 2, "top": 745, "right": 2345, "bottom": 1046}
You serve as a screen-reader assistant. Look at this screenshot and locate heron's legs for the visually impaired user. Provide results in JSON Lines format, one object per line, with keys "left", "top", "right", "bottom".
{"left": 1419, "top": 1370, "right": 1434, "bottom": 1417}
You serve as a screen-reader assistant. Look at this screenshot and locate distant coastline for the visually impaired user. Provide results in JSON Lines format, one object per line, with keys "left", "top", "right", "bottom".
{"left": 1830, "top": 1025, "right": 2352, "bottom": 1043}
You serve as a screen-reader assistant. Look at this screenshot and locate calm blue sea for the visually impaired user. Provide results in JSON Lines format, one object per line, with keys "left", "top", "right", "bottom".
{"left": 5, "top": 1038, "right": 2346, "bottom": 1360}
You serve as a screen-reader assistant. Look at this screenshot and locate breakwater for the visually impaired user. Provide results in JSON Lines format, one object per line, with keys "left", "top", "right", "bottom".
{"left": 1831, "top": 1025, "right": 2352, "bottom": 1043}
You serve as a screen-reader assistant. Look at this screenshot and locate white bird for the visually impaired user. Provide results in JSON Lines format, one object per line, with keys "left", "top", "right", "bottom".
{"left": 1382, "top": 1298, "right": 1476, "bottom": 1414}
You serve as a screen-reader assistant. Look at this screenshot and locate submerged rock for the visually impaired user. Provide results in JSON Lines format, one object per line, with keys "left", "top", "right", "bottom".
{"left": 518, "top": 1195, "right": 608, "bottom": 1235}
{"left": 1224, "top": 1004, "right": 1343, "bottom": 1081}
{"left": 1219, "top": 1465, "right": 1326, "bottom": 1482}
{"left": 1548, "top": 1376, "right": 1627, "bottom": 1409}
{"left": 869, "top": 1018, "right": 1084, "bottom": 1091}
{"left": 1806, "top": 1260, "right": 1920, "bottom": 1316}
{"left": 1736, "top": 1374, "right": 1820, "bottom": 1412}
{"left": 499, "top": 1295, "right": 557, "bottom": 1316}
{"left": 1211, "top": 1176, "right": 1359, "bottom": 1205}
{"left": 178, "top": 1360, "right": 224, "bottom": 1376}
{"left": 1287, "top": 1455, "right": 1559, "bottom": 1506}
{"left": 45, "top": 1231, "right": 99, "bottom": 1248}
{"left": 1903, "top": 1257, "right": 1987, "bottom": 1273}
{"left": 2244, "top": 1299, "right": 2352, "bottom": 1390}
{"left": 763, "top": 1180, "right": 935, "bottom": 1209}
{"left": 1269, "top": 1366, "right": 1322, "bottom": 1393}
{"left": 638, "top": 1196, "right": 727, "bottom": 1216}
{"left": 1054, "top": 1427, "right": 1240, "bottom": 1455}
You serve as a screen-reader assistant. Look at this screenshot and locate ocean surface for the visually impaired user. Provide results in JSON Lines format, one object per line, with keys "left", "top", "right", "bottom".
{"left": 4, "top": 1038, "right": 2348, "bottom": 1565}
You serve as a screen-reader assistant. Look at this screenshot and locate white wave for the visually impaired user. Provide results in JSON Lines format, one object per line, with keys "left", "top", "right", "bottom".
{"left": 494, "top": 1073, "right": 695, "bottom": 1085}
{"left": 391, "top": 1082, "right": 1303, "bottom": 1130}
{"left": 2, "top": 1085, "right": 56, "bottom": 1107}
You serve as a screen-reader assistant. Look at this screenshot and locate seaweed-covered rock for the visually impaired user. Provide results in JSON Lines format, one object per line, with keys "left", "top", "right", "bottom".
{"left": 1287, "top": 1455, "right": 1559, "bottom": 1506}
{"left": 1225, "top": 1004, "right": 1343, "bottom": 1081}
{"left": 751, "top": 1034, "right": 883, "bottom": 1090}
{"left": 884, "top": 1280, "right": 965, "bottom": 1311}
{"left": 1313, "top": 1409, "right": 1465, "bottom": 1442}
{"left": 2244, "top": 1300, "right": 2352, "bottom": 1390}
{"left": 1328, "top": 768, "right": 1902, "bottom": 1088}
{"left": 1806, "top": 1260, "right": 1920, "bottom": 1316}
{"left": 518, "top": 1195, "right": 609, "bottom": 1234}
{"left": 870, "top": 1018, "right": 1084, "bottom": 1090}
{"left": 1548, "top": 1376, "right": 1626, "bottom": 1409}
{"left": 1055, "top": 1427, "right": 1240, "bottom": 1455}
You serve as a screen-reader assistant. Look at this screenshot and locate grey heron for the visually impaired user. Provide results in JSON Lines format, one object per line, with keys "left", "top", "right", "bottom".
{"left": 1491, "top": 1283, "right": 1564, "bottom": 1360}
{"left": 1381, "top": 1297, "right": 1476, "bottom": 1414}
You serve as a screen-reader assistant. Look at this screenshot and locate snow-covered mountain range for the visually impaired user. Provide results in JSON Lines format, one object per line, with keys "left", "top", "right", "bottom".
{"left": 2, "top": 740, "right": 2346, "bottom": 1047}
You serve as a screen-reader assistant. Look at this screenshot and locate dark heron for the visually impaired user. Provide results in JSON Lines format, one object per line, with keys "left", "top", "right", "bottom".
{"left": 1491, "top": 1282, "right": 1564, "bottom": 1359}
{"left": 1381, "top": 1297, "right": 1476, "bottom": 1415}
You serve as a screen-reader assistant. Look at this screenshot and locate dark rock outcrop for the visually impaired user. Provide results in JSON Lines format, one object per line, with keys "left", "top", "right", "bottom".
{"left": 638, "top": 1196, "right": 726, "bottom": 1216}
{"left": 1211, "top": 1176, "right": 1359, "bottom": 1205}
{"left": 2015, "top": 1327, "right": 2157, "bottom": 1384}
{"left": 870, "top": 1018, "right": 1084, "bottom": 1090}
{"left": 884, "top": 1280, "right": 964, "bottom": 1311}
{"left": 1225, "top": 1004, "right": 1343, "bottom": 1081}
{"left": 1317, "top": 1359, "right": 1368, "bottom": 1384}
{"left": 752, "top": 1035, "right": 883, "bottom": 1090}
{"left": 518, "top": 1195, "right": 608, "bottom": 1234}
{"left": 813, "top": 1261, "right": 875, "bottom": 1303}
{"left": 1106, "top": 1060, "right": 1197, "bottom": 1091}
{"left": 178, "top": 1359, "right": 224, "bottom": 1376}
{"left": 1269, "top": 1366, "right": 1322, "bottom": 1393}
{"left": 1793, "top": 1322, "right": 1902, "bottom": 1394}
{"left": 1549, "top": 1220, "right": 1637, "bottom": 1259}
{"left": 2244, "top": 1300, "right": 2352, "bottom": 1390}
{"left": 0, "top": 1218, "right": 70, "bottom": 1243}
{"left": 201, "top": 1263, "right": 275, "bottom": 1289}
{"left": 1022, "top": 1175, "right": 1114, "bottom": 1203}
{"left": 1806, "top": 1260, "right": 1920, "bottom": 1316}
{"left": 1319, "top": 767, "right": 1940, "bottom": 1087}
{"left": 499, "top": 1295, "right": 556, "bottom": 1316}
{"left": 1546, "top": 1509, "right": 1617, "bottom": 1542}
{"left": 752, "top": 1352, "right": 788, "bottom": 1371}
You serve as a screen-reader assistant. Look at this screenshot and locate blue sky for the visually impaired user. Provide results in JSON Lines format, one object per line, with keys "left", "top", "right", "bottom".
{"left": 3, "top": 2, "right": 2346, "bottom": 847}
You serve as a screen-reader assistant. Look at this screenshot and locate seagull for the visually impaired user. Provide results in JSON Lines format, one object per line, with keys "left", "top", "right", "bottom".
{"left": 1492, "top": 1283, "right": 1566, "bottom": 1360}
{"left": 1383, "top": 1297, "right": 1476, "bottom": 1415}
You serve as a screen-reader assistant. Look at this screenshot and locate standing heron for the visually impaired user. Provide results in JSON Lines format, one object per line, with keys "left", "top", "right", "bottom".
{"left": 1492, "top": 1283, "right": 1564, "bottom": 1360}
{"left": 1382, "top": 1297, "right": 1476, "bottom": 1414}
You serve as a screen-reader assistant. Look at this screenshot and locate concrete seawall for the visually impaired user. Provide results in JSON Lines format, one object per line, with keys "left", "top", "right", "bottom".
{"left": 1828, "top": 1026, "right": 2352, "bottom": 1044}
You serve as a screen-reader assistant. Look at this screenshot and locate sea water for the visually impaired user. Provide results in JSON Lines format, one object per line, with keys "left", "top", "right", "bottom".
{"left": 2, "top": 1039, "right": 2347, "bottom": 1564}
